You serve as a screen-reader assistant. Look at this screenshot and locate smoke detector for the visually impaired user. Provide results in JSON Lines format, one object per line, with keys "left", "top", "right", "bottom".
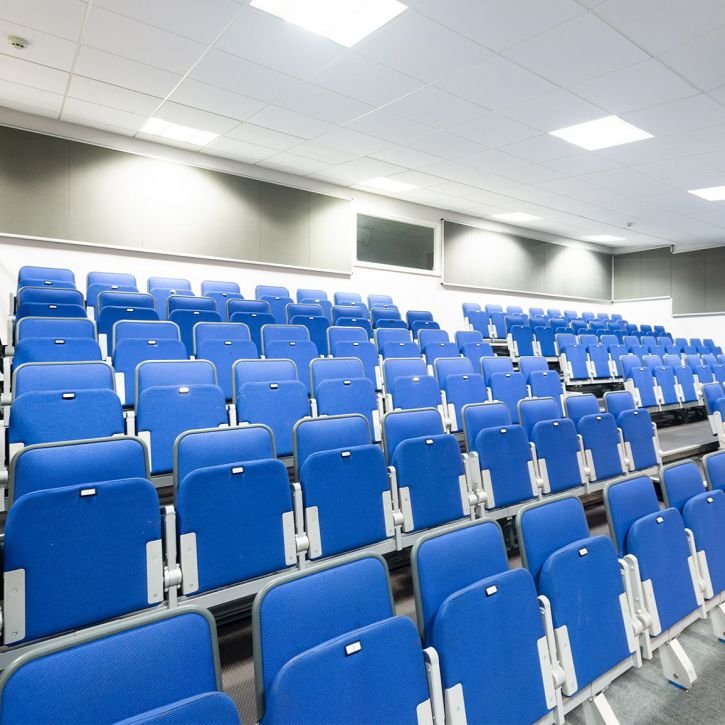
{"left": 8, "top": 36, "right": 29, "bottom": 50}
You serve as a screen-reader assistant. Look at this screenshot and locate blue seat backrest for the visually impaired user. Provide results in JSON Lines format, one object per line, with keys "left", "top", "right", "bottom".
{"left": 588, "top": 344, "right": 611, "bottom": 378}
{"left": 97, "top": 306, "right": 160, "bottom": 338}
{"left": 565, "top": 393, "right": 599, "bottom": 426}
{"left": 333, "top": 340, "right": 378, "bottom": 387}
{"left": 578, "top": 413, "right": 624, "bottom": 481}
{"left": 467, "top": 311, "right": 490, "bottom": 337}
{"left": 112, "top": 320, "right": 180, "bottom": 352}
{"left": 375, "top": 328, "right": 411, "bottom": 352}
{"left": 424, "top": 342, "right": 459, "bottom": 365}
{"left": 371, "top": 307, "right": 401, "bottom": 325}
{"left": 177, "top": 458, "right": 294, "bottom": 592}
{"left": 333, "top": 291, "right": 362, "bottom": 305}
{"left": 229, "top": 311, "right": 276, "bottom": 350}
{"left": 390, "top": 374, "right": 441, "bottom": 411}
{"left": 682, "top": 490, "right": 725, "bottom": 596}
{"left": 382, "top": 341, "right": 421, "bottom": 359}
{"left": 168, "top": 309, "right": 222, "bottom": 355}
{"left": 369, "top": 293, "right": 394, "bottom": 307}
{"left": 489, "top": 371, "right": 528, "bottom": 423}
{"left": 17, "top": 287, "right": 83, "bottom": 308}
{"left": 455, "top": 330, "right": 483, "bottom": 349}
{"left": 412, "top": 520, "right": 508, "bottom": 644}
{"left": 335, "top": 316, "right": 373, "bottom": 337}
{"left": 529, "top": 371, "right": 564, "bottom": 413}
{"left": 201, "top": 280, "right": 240, "bottom": 296}
{"left": 702, "top": 382, "right": 725, "bottom": 413}
{"left": 555, "top": 333, "right": 577, "bottom": 351}
{"left": 19, "top": 265, "right": 75, "bottom": 288}
{"left": 0, "top": 610, "right": 230, "bottom": 724}
{"left": 383, "top": 357, "right": 427, "bottom": 388}
{"left": 13, "top": 338, "right": 102, "bottom": 367}
{"left": 609, "top": 345, "right": 628, "bottom": 375}
{"left": 383, "top": 408, "right": 444, "bottom": 462}
{"left": 298, "top": 288, "right": 327, "bottom": 303}
{"left": 265, "top": 340, "right": 319, "bottom": 394}
{"left": 148, "top": 277, "right": 191, "bottom": 294}
{"left": 461, "top": 402, "right": 511, "bottom": 451}
{"left": 254, "top": 556, "right": 394, "bottom": 716}
{"left": 193, "top": 321, "right": 250, "bottom": 352}
{"left": 518, "top": 397, "right": 561, "bottom": 438}
{"left": 485, "top": 303, "right": 503, "bottom": 314}
{"left": 16, "top": 302, "right": 87, "bottom": 321}
{"left": 332, "top": 304, "right": 368, "bottom": 323}
{"left": 316, "top": 379, "right": 378, "bottom": 438}
{"left": 518, "top": 356, "right": 548, "bottom": 381}
{"left": 310, "top": 357, "right": 364, "bottom": 394}
{"left": 631, "top": 367, "right": 658, "bottom": 407}
{"left": 474, "top": 425, "right": 535, "bottom": 508}
{"left": 13, "top": 360, "right": 114, "bottom": 396}
{"left": 255, "top": 285, "right": 289, "bottom": 300}
{"left": 196, "top": 339, "right": 258, "bottom": 401}
{"left": 618, "top": 409, "right": 658, "bottom": 469}
{"left": 705, "top": 451, "right": 725, "bottom": 492}
{"left": 531, "top": 419, "right": 584, "bottom": 493}
{"left": 98, "top": 291, "right": 154, "bottom": 311}
{"left": 136, "top": 360, "right": 216, "bottom": 402}
{"left": 605, "top": 475, "right": 660, "bottom": 557}
{"left": 10, "top": 436, "right": 147, "bottom": 503}
{"left": 461, "top": 341, "right": 495, "bottom": 367}
{"left": 434, "top": 356, "right": 474, "bottom": 387}
{"left": 285, "top": 303, "right": 322, "bottom": 322}
{"left": 661, "top": 461, "right": 707, "bottom": 512}
{"left": 674, "top": 366, "right": 698, "bottom": 402}
{"left": 418, "top": 328, "right": 450, "bottom": 348}
{"left": 3, "top": 478, "right": 161, "bottom": 643}
{"left": 167, "top": 295, "right": 216, "bottom": 315}
{"left": 16, "top": 316, "right": 95, "bottom": 343}
{"left": 480, "top": 356, "right": 514, "bottom": 385}
{"left": 510, "top": 325, "right": 535, "bottom": 356}
{"left": 289, "top": 315, "right": 330, "bottom": 355}
{"left": 604, "top": 390, "right": 636, "bottom": 418}
{"left": 228, "top": 299, "right": 270, "bottom": 316}
{"left": 462, "top": 302, "right": 481, "bottom": 319}
{"left": 654, "top": 366, "right": 678, "bottom": 405}
{"left": 563, "top": 344, "right": 589, "bottom": 379}
{"left": 87, "top": 275, "right": 138, "bottom": 305}
{"left": 261, "top": 324, "right": 310, "bottom": 353}
{"left": 294, "top": 414, "right": 371, "bottom": 471}
{"left": 137, "top": 385, "right": 228, "bottom": 474}
{"left": 207, "top": 290, "right": 244, "bottom": 318}
{"left": 175, "top": 425, "right": 276, "bottom": 485}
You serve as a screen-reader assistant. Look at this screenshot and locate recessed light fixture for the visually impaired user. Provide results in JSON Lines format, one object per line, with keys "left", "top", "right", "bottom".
{"left": 250, "top": 0, "right": 408, "bottom": 47}
{"left": 492, "top": 212, "right": 541, "bottom": 223}
{"left": 550, "top": 115, "right": 652, "bottom": 151}
{"left": 583, "top": 234, "right": 626, "bottom": 242}
{"left": 141, "top": 118, "right": 218, "bottom": 146}
{"left": 360, "top": 176, "right": 417, "bottom": 192}
{"left": 688, "top": 186, "right": 725, "bottom": 201}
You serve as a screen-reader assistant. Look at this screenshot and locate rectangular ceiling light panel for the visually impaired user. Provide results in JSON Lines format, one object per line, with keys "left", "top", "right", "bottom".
{"left": 142, "top": 118, "right": 218, "bottom": 146}
{"left": 550, "top": 115, "right": 652, "bottom": 151}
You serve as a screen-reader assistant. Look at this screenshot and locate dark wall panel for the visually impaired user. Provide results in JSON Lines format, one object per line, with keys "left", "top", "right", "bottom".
{"left": 613, "top": 248, "right": 671, "bottom": 300}
{"left": 0, "top": 126, "right": 352, "bottom": 272}
{"left": 443, "top": 220, "right": 612, "bottom": 300}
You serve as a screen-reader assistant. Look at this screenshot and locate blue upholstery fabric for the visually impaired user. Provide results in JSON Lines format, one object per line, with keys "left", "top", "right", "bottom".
{"left": 519, "top": 397, "right": 561, "bottom": 438}
{"left": 605, "top": 475, "right": 660, "bottom": 558}
{"left": 16, "top": 302, "right": 87, "bottom": 321}
{"left": 381, "top": 341, "right": 421, "bottom": 359}
{"left": 87, "top": 271, "right": 138, "bottom": 303}
{"left": 662, "top": 461, "right": 707, "bottom": 512}
{"left": 332, "top": 341, "right": 378, "bottom": 388}
{"left": 118, "top": 692, "right": 240, "bottom": 724}
{"left": 316, "top": 378, "right": 378, "bottom": 436}
{"left": 461, "top": 402, "right": 512, "bottom": 451}
{"left": 535, "top": 326, "right": 557, "bottom": 357}
{"left": 332, "top": 304, "right": 368, "bottom": 322}
{"left": 11, "top": 437, "right": 147, "bottom": 501}
{"left": 518, "top": 356, "right": 548, "bottom": 381}
{"left": 424, "top": 342, "right": 460, "bottom": 366}
{"left": 474, "top": 425, "right": 535, "bottom": 509}
{"left": 610, "top": 345, "right": 628, "bottom": 375}
{"left": 98, "top": 291, "right": 154, "bottom": 312}
{"left": 177, "top": 458, "right": 294, "bottom": 592}
{"left": 113, "top": 339, "right": 188, "bottom": 405}
{"left": 259, "top": 295, "right": 294, "bottom": 324}
{"left": 413, "top": 520, "right": 508, "bottom": 643}
{"left": 702, "top": 382, "right": 725, "bottom": 414}
{"left": 137, "top": 384, "right": 228, "bottom": 474}
{"left": 390, "top": 374, "right": 442, "bottom": 411}
{"left": 418, "top": 329, "right": 449, "bottom": 349}
{"left": 261, "top": 324, "right": 310, "bottom": 353}
{"left": 432, "top": 568, "right": 552, "bottom": 724}
{"left": 263, "top": 616, "right": 430, "bottom": 725}
{"left": 489, "top": 371, "right": 528, "bottom": 423}
{"left": 13, "top": 360, "right": 114, "bottom": 395}
{"left": 236, "top": 381, "right": 309, "bottom": 457}
{"left": 577, "top": 413, "right": 625, "bottom": 481}
{"left": 371, "top": 307, "right": 401, "bottom": 326}
{"left": 9, "top": 389, "right": 124, "bottom": 447}
{"left": 298, "top": 288, "right": 328, "bottom": 303}
{"left": 295, "top": 414, "right": 371, "bottom": 470}
{"left": 467, "top": 311, "right": 490, "bottom": 338}
{"left": 228, "top": 299, "right": 270, "bottom": 316}
{"left": 3, "top": 478, "right": 161, "bottom": 642}
{"left": 201, "top": 279, "right": 241, "bottom": 296}
{"left": 631, "top": 367, "right": 658, "bottom": 408}
{"left": 265, "top": 340, "right": 319, "bottom": 395}
{"left": 532, "top": 419, "right": 585, "bottom": 493}
{"left": 97, "top": 306, "right": 159, "bottom": 338}
{"left": 193, "top": 322, "right": 251, "bottom": 351}
{"left": 683, "top": 491, "right": 725, "bottom": 597}
{"left": 406, "top": 310, "right": 433, "bottom": 327}
{"left": 383, "top": 357, "right": 427, "bottom": 389}
{"left": 434, "top": 357, "right": 473, "bottom": 386}
{"left": 255, "top": 556, "right": 393, "bottom": 708}
{"left": 518, "top": 497, "right": 591, "bottom": 585}
{"left": 285, "top": 303, "right": 322, "bottom": 322}
{"left": 17, "top": 288, "right": 83, "bottom": 311}
{"left": 563, "top": 344, "right": 589, "bottom": 380}
{"left": 167, "top": 295, "right": 216, "bottom": 315}
{"left": 148, "top": 277, "right": 191, "bottom": 294}
{"left": 290, "top": 315, "right": 330, "bottom": 355}
{"left": 207, "top": 291, "right": 244, "bottom": 318}
{"left": 16, "top": 316, "right": 95, "bottom": 343}
{"left": 19, "top": 265, "right": 75, "bottom": 288}
{"left": 369, "top": 294, "right": 393, "bottom": 307}
{"left": 137, "top": 360, "right": 216, "bottom": 401}
{"left": 654, "top": 366, "right": 679, "bottom": 405}
{"left": 176, "top": 425, "right": 276, "bottom": 483}
{"left": 674, "top": 366, "right": 698, "bottom": 403}
{"left": 565, "top": 393, "right": 600, "bottom": 426}
{"left": 196, "top": 339, "right": 258, "bottom": 401}
{"left": 310, "top": 357, "right": 364, "bottom": 394}
{"left": 618, "top": 409, "right": 658, "bottom": 470}
{"left": 328, "top": 326, "right": 368, "bottom": 348}
{"left": 112, "top": 320, "right": 180, "bottom": 350}
{"left": 443, "top": 374, "right": 488, "bottom": 430}
{"left": 588, "top": 344, "right": 612, "bottom": 378}
{"left": 229, "top": 311, "right": 276, "bottom": 350}
{"left": 705, "top": 451, "right": 725, "bottom": 492}
{"left": 480, "top": 356, "right": 514, "bottom": 385}
{"left": 233, "top": 358, "right": 296, "bottom": 388}
{"left": 301, "top": 444, "right": 390, "bottom": 557}
{"left": 335, "top": 316, "right": 373, "bottom": 336}
{"left": 455, "top": 330, "right": 483, "bottom": 348}
{"left": 13, "top": 337, "right": 102, "bottom": 367}
{"left": 510, "top": 325, "right": 535, "bottom": 356}
{"left": 333, "top": 291, "right": 363, "bottom": 305}
{"left": 605, "top": 390, "right": 636, "bottom": 418}
{"left": 460, "top": 341, "right": 494, "bottom": 367}
{"left": 529, "top": 371, "right": 564, "bottom": 413}
{"left": 383, "top": 408, "right": 444, "bottom": 462}
{"left": 168, "top": 309, "right": 222, "bottom": 355}
{"left": 375, "top": 328, "right": 411, "bottom": 352}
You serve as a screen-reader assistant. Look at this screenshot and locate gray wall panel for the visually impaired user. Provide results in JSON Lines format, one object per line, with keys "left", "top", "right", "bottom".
{"left": 0, "top": 126, "right": 352, "bottom": 272}
{"left": 613, "top": 248, "right": 671, "bottom": 300}
{"left": 672, "top": 250, "right": 706, "bottom": 314}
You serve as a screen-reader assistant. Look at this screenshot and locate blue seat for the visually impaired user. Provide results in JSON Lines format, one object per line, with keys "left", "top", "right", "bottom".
{"left": 454, "top": 329, "right": 482, "bottom": 349}
{"left": 383, "top": 409, "right": 469, "bottom": 532}
{"left": 18, "top": 265, "right": 75, "bottom": 290}
{"left": 695, "top": 364, "right": 715, "bottom": 384}
{"left": 531, "top": 418, "right": 586, "bottom": 494}
{"left": 135, "top": 359, "right": 216, "bottom": 403}
{"left": 368, "top": 293, "right": 393, "bottom": 308}
{"left": 418, "top": 329, "right": 449, "bottom": 349}
{"left": 113, "top": 338, "right": 188, "bottom": 405}
{"left": 629, "top": 366, "right": 659, "bottom": 408}
{"left": 265, "top": 340, "right": 319, "bottom": 395}
{"left": 374, "top": 327, "right": 411, "bottom": 353}
{"left": 461, "top": 401, "right": 512, "bottom": 452}
{"left": 332, "top": 303, "right": 368, "bottom": 323}
{"left": 480, "top": 356, "right": 514, "bottom": 386}
{"left": 290, "top": 314, "right": 330, "bottom": 355}
{"left": 579, "top": 333, "right": 598, "bottom": 349}
{"left": 561, "top": 344, "right": 589, "bottom": 382}
{"left": 333, "top": 291, "right": 363, "bottom": 305}
{"left": 196, "top": 338, "right": 258, "bottom": 402}
{"left": 11, "top": 359, "right": 115, "bottom": 397}
{"left": 201, "top": 280, "right": 243, "bottom": 315}
{"left": 467, "top": 310, "right": 491, "bottom": 339}
{"left": 2, "top": 477, "right": 162, "bottom": 643}
{"left": 555, "top": 332, "right": 577, "bottom": 352}
{"left": 298, "top": 288, "right": 328, "bottom": 303}
{"left": 233, "top": 359, "right": 309, "bottom": 457}
{"left": 438, "top": 373, "right": 488, "bottom": 432}
{"left": 518, "top": 396, "right": 561, "bottom": 438}
{"left": 16, "top": 286, "right": 84, "bottom": 309}
{"left": 389, "top": 374, "right": 443, "bottom": 412}
{"left": 535, "top": 325, "right": 557, "bottom": 357}
{"left": 136, "top": 384, "right": 228, "bottom": 475}
{"left": 460, "top": 341, "right": 494, "bottom": 368}
{"left": 588, "top": 343, "right": 613, "bottom": 379}
{"left": 654, "top": 365, "right": 680, "bottom": 406}
{"left": 315, "top": 377, "right": 379, "bottom": 438}
{"left": 518, "top": 355, "right": 548, "bottom": 382}
{"left": 97, "top": 306, "right": 160, "bottom": 353}
{"left": 256, "top": 556, "right": 437, "bottom": 725}
{"left": 609, "top": 344, "right": 628, "bottom": 376}
{"left": 148, "top": 276, "right": 191, "bottom": 294}
{"left": 177, "top": 453, "right": 295, "bottom": 594}
{"left": 382, "top": 341, "right": 421, "bottom": 359}
{"left": 383, "top": 356, "right": 427, "bottom": 391}
{"left": 295, "top": 416, "right": 392, "bottom": 558}
{"left": 643, "top": 354, "right": 663, "bottom": 369}
{"left": 371, "top": 306, "right": 401, "bottom": 327}
{"left": 489, "top": 311, "right": 507, "bottom": 339}
{"left": 259, "top": 294, "right": 295, "bottom": 325}
{"left": 577, "top": 412, "right": 625, "bottom": 483}
{"left": 111, "top": 319, "right": 180, "bottom": 352}
{"left": 462, "top": 302, "right": 481, "bottom": 319}
{"left": 9, "top": 435, "right": 147, "bottom": 504}
{"left": 411, "top": 521, "right": 556, "bottom": 724}
{"left": 192, "top": 321, "right": 250, "bottom": 352}
{"left": 529, "top": 371, "right": 565, "bottom": 414}
{"left": 674, "top": 366, "right": 699, "bottom": 403}
{"left": 489, "top": 370, "right": 528, "bottom": 423}
{"left": 12, "top": 337, "right": 102, "bottom": 368}
{"left": 228, "top": 298, "right": 270, "bottom": 316}
{"left": 14, "top": 316, "right": 95, "bottom": 345}
{"left": 167, "top": 295, "right": 216, "bottom": 316}
{"left": 605, "top": 476, "right": 702, "bottom": 640}
{"left": 433, "top": 356, "right": 473, "bottom": 385}
{"left": 200, "top": 280, "right": 240, "bottom": 298}
{"left": 508, "top": 324, "right": 535, "bottom": 358}
{"left": 619, "top": 407, "right": 659, "bottom": 472}
{"left": 335, "top": 316, "right": 373, "bottom": 337}
{"left": 704, "top": 450, "right": 725, "bottom": 493}
{"left": 423, "top": 341, "right": 459, "bottom": 366}
{"left": 97, "top": 291, "right": 153, "bottom": 313}
{"left": 229, "top": 311, "right": 276, "bottom": 350}
{"left": 333, "top": 339, "right": 378, "bottom": 389}
{"left": 406, "top": 310, "right": 432, "bottom": 329}
{"left": 15, "top": 301, "right": 87, "bottom": 322}
{"left": 564, "top": 393, "right": 600, "bottom": 427}
{"left": 168, "top": 309, "right": 222, "bottom": 355}
{"left": 261, "top": 324, "right": 310, "bottom": 354}
{"left": 517, "top": 497, "right": 638, "bottom": 699}
{"left": 310, "top": 357, "right": 363, "bottom": 394}
{"left": 485, "top": 303, "right": 503, "bottom": 314}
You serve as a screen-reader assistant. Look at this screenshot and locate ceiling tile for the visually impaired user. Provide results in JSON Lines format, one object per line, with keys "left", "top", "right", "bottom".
{"left": 544, "top": 151, "right": 620, "bottom": 176}
{"left": 312, "top": 128, "right": 389, "bottom": 155}
{"left": 593, "top": 0, "right": 725, "bottom": 55}
{"left": 623, "top": 94, "right": 725, "bottom": 137}
{"left": 94, "top": 0, "right": 240, "bottom": 44}
{"left": 0, "top": 0, "right": 87, "bottom": 41}
{"left": 61, "top": 97, "right": 148, "bottom": 134}
{"left": 665, "top": 122, "right": 725, "bottom": 155}
{"left": 405, "top": 130, "right": 488, "bottom": 160}
{"left": 0, "top": 55, "right": 68, "bottom": 94}
{"left": 83, "top": 7, "right": 206, "bottom": 75}
{"left": 500, "top": 89, "right": 604, "bottom": 133}
{"left": 67, "top": 76, "right": 161, "bottom": 115}
{"left": 659, "top": 26, "right": 725, "bottom": 92}
{"left": 290, "top": 140, "right": 361, "bottom": 164}
{"left": 386, "top": 86, "right": 487, "bottom": 129}
{"left": 368, "top": 144, "right": 444, "bottom": 169}
{"left": 498, "top": 162, "right": 566, "bottom": 184}
{"left": 153, "top": 101, "right": 240, "bottom": 134}
{"left": 596, "top": 137, "right": 685, "bottom": 166}
{"left": 571, "top": 59, "right": 698, "bottom": 114}
{"left": 354, "top": 10, "right": 491, "bottom": 83}
{"left": 344, "top": 109, "right": 434, "bottom": 144}
{"left": 246, "top": 105, "right": 334, "bottom": 140}
{"left": 169, "top": 79, "right": 265, "bottom": 121}
{"left": 189, "top": 49, "right": 299, "bottom": 103}
{"left": 462, "top": 147, "right": 531, "bottom": 173}
{"left": 634, "top": 156, "right": 723, "bottom": 188}
{"left": 275, "top": 82, "right": 373, "bottom": 125}
{"left": 312, "top": 53, "right": 423, "bottom": 106}
{"left": 694, "top": 150, "right": 725, "bottom": 174}
{"left": 74, "top": 46, "right": 182, "bottom": 97}
{"left": 258, "top": 152, "right": 330, "bottom": 175}
{"left": 498, "top": 133, "right": 579, "bottom": 163}
{"left": 385, "top": 170, "right": 449, "bottom": 187}
{"left": 503, "top": 14, "right": 647, "bottom": 87}
{"left": 436, "top": 55, "right": 557, "bottom": 110}
{"left": 317, "top": 157, "right": 407, "bottom": 184}
{"left": 0, "top": 78, "right": 62, "bottom": 116}
{"left": 0, "top": 20, "right": 77, "bottom": 71}
{"left": 579, "top": 167, "right": 676, "bottom": 199}
{"left": 226, "top": 123, "right": 305, "bottom": 151}
{"left": 450, "top": 112, "right": 539, "bottom": 147}
{"left": 215, "top": 5, "right": 345, "bottom": 80}
{"left": 205, "top": 136, "right": 278, "bottom": 163}
{"left": 416, "top": 0, "right": 584, "bottom": 52}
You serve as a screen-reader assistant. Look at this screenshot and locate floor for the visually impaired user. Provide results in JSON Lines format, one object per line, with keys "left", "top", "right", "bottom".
{"left": 217, "top": 420, "right": 725, "bottom": 725}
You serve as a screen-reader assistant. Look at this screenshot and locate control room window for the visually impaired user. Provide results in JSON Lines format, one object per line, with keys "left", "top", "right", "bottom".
{"left": 356, "top": 214, "right": 435, "bottom": 271}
